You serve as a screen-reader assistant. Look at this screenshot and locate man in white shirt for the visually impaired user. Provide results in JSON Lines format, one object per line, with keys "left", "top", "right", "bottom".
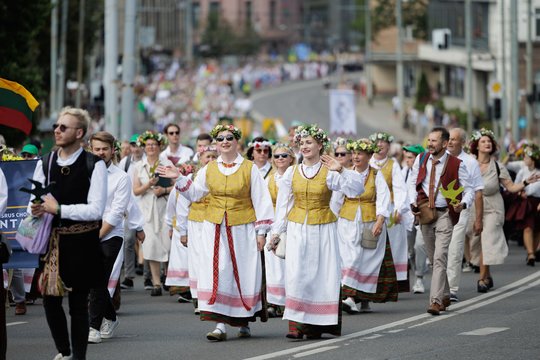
{"left": 160, "top": 123, "right": 193, "bottom": 166}
{"left": 446, "top": 128, "right": 484, "bottom": 303}
{"left": 30, "top": 107, "right": 107, "bottom": 360}
{"left": 408, "top": 127, "right": 474, "bottom": 316}
{"left": 88, "top": 131, "right": 131, "bottom": 344}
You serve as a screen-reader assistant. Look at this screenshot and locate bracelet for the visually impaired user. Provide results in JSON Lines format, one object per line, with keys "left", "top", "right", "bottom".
{"left": 337, "top": 166, "right": 344, "bottom": 174}
{"left": 523, "top": 180, "right": 529, "bottom": 187}
{"left": 56, "top": 204, "right": 61, "bottom": 217}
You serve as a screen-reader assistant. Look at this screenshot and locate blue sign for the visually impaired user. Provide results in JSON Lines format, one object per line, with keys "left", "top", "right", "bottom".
{"left": 0, "top": 159, "right": 40, "bottom": 269}
{"left": 518, "top": 116, "right": 527, "bottom": 129}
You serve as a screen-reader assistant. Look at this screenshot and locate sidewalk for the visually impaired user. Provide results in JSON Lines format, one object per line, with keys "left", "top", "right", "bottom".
{"left": 357, "top": 98, "right": 423, "bottom": 144}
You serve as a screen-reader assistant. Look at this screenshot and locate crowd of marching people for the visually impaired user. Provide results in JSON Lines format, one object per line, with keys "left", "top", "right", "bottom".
{"left": 2, "top": 104, "right": 540, "bottom": 360}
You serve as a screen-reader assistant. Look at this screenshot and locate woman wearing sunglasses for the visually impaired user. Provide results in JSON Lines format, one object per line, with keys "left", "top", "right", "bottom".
{"left": 264, "top": 143, "right": 296, "bottom": 318}
{"left": 269, "top": 124, "right": 364, "bottom": 340}
{"left": 157, "top": 124, "right": 274, "bottom": 341}
{"left": 332, "top": 139, "right": 394, "bottom": 314}
{"left": 333, "top": 137, "right": 353, "bottom": 170}
{"left": 246, "top": 137, "right": 273, "bottom": 180}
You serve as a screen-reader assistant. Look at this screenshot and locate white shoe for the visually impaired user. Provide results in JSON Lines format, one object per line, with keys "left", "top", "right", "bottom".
{"left": 194, "top": 307, "right": 200, "bottom": 315}
{"left": 412, "top": 278, "right": 425, "bottom": 294}
{"left": 342, "top": 297, "right": 359, "bottom": 313}
{"left": 53, "top": 354, "right": 72, "bottom": 360}
{"left": 88, "top": 327, "right": 102, "bottom": 344}
{"left": 100, "top": 318, "right": 119, "bottom": 339}
{"left": 359, "top": 300, "right": 372, "bottom": 313}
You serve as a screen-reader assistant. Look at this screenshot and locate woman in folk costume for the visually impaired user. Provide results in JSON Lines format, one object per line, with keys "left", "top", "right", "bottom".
{"left": 269, "top": 124, "right": 365, "bottom": 339}
{"left": 165, "top": 146, "right": 218, "bottom": 310}
{"left": 247, "top": 136, "right": 273, "bottom": 180}
{"left": 469, "top": 129, "right": 539, "bottom": 292}
{"left": 369, "top": 132, "right": 410, "bottom": 291}
{"left": 265, "top": 143, "right": 296, "bottom": 317}
{"left": 157, "top": 124, "right": 274, "bottom": 341}
{"left": 332, "top": 139, "right": 394, "bottom": 314}
{"left": 333, "top": 137, "right": 353, "bottom": 170}
{"left": 132, "top": 131, "right": 174, "bottom": 296}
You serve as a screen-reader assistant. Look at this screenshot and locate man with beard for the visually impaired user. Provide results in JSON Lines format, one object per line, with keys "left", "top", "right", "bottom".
{"left": 88, "top": 131, "right": 131, "bottom": 344}
{"left": 160, "top": 123, "right": 193, "bottom": 166}
{"left": 408, "top": 127, "right": 473, "bottom": 315}
{"left": 30, "top": 107, "right": 107, "bottom": 359}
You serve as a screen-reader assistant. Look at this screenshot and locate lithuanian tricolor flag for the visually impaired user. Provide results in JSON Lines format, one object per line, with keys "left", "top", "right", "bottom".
{"left": 0, "top": 77, "right": 39, "bottom": 135}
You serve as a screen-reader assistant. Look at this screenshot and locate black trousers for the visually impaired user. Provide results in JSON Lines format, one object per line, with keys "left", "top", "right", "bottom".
{"left": 43, "top": 289, "right": 90, "bottom": 360}
{"left": 89, "top": 236, "right": 123, "bottom": 330}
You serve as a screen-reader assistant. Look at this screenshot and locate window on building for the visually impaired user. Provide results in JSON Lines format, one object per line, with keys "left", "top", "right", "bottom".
{"left": 246, "top": 1, "right": 252, "bottom": 27}
{"left": 192, "top": 2, "right": 200, "bottom": 30}
{"left": 270, "top": 0, "right": 277, "bottom": 28}
{"left": 536, "top": 8, "right": 540, "bottom": 37}
{"left": 445, "top": 66, "right": 465, "bottom": 99}
{"left": 210, "top": 1, "right": 220, "bottom": 18}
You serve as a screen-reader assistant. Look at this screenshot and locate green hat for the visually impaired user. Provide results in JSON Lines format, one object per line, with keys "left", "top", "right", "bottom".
{"left": 21, "top": 144, "right": 39, "bottom": 156}
{"left": 129, "top": 134, "right": 140, "bottom": 144}
{"left": 403, "top": 144, "right": 425, "bottom": 155}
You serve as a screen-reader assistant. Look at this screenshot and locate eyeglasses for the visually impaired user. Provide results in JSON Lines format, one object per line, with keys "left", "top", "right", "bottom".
{"left": 53, "top": 123, "right": 79, "bottom": 132}
{"left": 273, "top": 153, "right": 289, "bottom": 159}
{"left": 167, "top": 131, "right": 179, "bottom": 135}
{"left": 334, "top": 152, "right": 349, "bottom": 157}
{"left": 21, "top": 153, "right": 35, "bottom": 159}
{"left": 255, "top": 148, "right": 269, "bottom": 154}
{"left": 216, "top": 135, "right": 235, "bottom": 142}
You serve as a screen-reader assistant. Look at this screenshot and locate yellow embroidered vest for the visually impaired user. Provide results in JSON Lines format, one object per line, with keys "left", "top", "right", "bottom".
{"left": 188, "top": 196, "right": 210, "bottom": 222}
{"left": 267, "top": 169, "right": 278, "bottom": 208}
{"left": 288, "top": 165, "right": 336, "bottom": 225}
{"left": 380, "top": 159, "right": 394, "bottom": 203}
{"left": 339, "top": 168, "right": 377, "bottom": 222}
{"left": 205, "top": 160, "right": 256, "bottom": 226}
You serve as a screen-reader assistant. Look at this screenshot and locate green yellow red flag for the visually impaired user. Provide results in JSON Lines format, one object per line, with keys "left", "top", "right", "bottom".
{"left": 0, "top": 77, "right": 39, "bottom": 135}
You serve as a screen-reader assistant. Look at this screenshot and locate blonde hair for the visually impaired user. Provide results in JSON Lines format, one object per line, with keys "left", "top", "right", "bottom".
{"left": 59, "top": 106, "right": 91, "bottom": 136}
{"left": 271, "top": 143, "right": 296, "bottom": 167}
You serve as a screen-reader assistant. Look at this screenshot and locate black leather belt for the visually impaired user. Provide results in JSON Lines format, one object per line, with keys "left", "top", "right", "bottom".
{"left": 435, "top": 207, "right": 447, "bottom": 211}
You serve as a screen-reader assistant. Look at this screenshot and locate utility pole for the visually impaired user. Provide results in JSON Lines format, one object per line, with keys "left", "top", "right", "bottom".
{"left": 465, "top": 0, "right": 473, "bottom": 134}
{"left": 121, "top": 0, "right": 137, "bottom": 141}
{"left": 185, "top": 0, "right": 193, "bottom": 66}
{"left": 365, "top": 0, "right": 373, "bottom": 106}
{"left": 50, "top": 0, "right": 58, "bottom": 117}
{"left": 75, "top": 0, "right": 85, "bottom": 108}
{"left": 396, "top": 0, "right": 405, "bottom": 128}
{"left": 526, "top": 0, "right": 533, "bottom": 140}
{"left": 510, "top": 0, "right": 519, "bottom": 141}
{"left": 104, "top": 0, "right": 119, "bottom": 136}
{"left": 57, "top": 0, "right": 69, "bottom": 111}
{"left": 501, "top": 0, "right": 507, "bottom": 140}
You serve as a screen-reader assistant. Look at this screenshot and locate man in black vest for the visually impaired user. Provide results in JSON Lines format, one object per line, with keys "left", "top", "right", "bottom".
{"left": 30, "top": 107, "right": 107, "bottom": 360}
{"left": 408, "top": 127, "right": 473, "bottom": 316}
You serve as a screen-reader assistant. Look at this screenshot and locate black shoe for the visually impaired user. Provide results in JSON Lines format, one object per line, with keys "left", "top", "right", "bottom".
{"left": 527, "top": 254, "right": 536, "bottom": 267}
{"left": 150, "top": 286, "right": 162, "bottom": 296}
{"left": 135, "top": 265, "right": 143, "bottom": 276}
{"left": 144, "top": 279, "right": 153, "bottom": 290}
{"left": 449, "top": 293, "right": 459, "bottom": 303}
{"left": 485, "top": 276, "right": 494, "bottom": 289}
{"left": 120, "top": 278, "right": 134, "bottom": 289}
{"left": 473, "top": 265, "right": 480, "bottom": 273}
{"left": 477, "top": 280, "right": 489, "bottom": 293}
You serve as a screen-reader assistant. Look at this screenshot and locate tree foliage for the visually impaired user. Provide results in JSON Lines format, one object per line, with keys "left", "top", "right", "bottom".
{"left": 367, "top": 0, "right": 429, "bottom": 41}
{"left": 414, "top": 72, "right": 431, "bottom": 110}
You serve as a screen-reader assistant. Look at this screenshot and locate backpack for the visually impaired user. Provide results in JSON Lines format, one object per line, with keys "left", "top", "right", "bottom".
{"left": 42, "top": 150, "right": 98, "bottom": 184}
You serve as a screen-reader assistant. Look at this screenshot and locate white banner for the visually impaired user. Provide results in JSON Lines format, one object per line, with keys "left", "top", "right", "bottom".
{"left": 329, "top": 89, "right": 357, "bottom": 136}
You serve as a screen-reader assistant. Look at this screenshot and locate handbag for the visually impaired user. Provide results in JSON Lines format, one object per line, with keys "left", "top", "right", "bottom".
{"left": 361, "top": 226, "right": 378, "bottom": 249}
{"left": 417, "top": 198, "right": 438, "bottom": 225}
{"left": 15, "top": 213, "right": 54, "bottom": 254}
{"left": 15, "top": 151, "right": 55, "bottom": 254}
{"left": 0, "top": 232, "right": 12, "bottom": 264}
{"left": 274, "top": 233, "right": 286, "bottom": 259}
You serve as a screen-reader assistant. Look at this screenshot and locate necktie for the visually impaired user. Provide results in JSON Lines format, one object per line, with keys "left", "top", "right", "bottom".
{"left": 428, "top": 159, "right": 440, "bottom": 208}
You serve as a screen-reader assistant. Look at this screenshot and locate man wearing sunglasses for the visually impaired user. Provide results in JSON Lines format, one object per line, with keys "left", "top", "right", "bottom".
{"left": 159, "top": 123, "right": 193, "bottom": 166}
{"left": 20, "top": 144, "right": 39, "bottom": 160}
{"left": 29, "top": 106, "right": 107, "bottom": 360}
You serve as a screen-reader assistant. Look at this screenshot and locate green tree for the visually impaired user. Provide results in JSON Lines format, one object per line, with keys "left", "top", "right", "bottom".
{"left": 199, "top": 11, "right": 237, "bottom": 58}
{"left": 232, "top": 23, "right": 261, "bottom": 56}
{"left": 414, "top": 72, "right": 431, "bottom": 110}
{"left": 369, "top": 0, "right": 429, "bottom": 41}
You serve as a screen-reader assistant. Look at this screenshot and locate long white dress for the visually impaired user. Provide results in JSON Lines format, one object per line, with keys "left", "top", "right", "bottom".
{"left": 333, "top": 169, "right": 391, "bottom": 294}
{"left": 369, "top": 157, "right": 409, "bottom": 281}
{"left": 164, "top": 187, "right": 190, "bottom": 288}
{"left": 272, "top": 163, "right": 364, "bottom": 326}
{"left": 134, "top": 158, "right": 174, "bottom": 262}
{"left": 174, "top": 155, "right": 274, "bottom": 320}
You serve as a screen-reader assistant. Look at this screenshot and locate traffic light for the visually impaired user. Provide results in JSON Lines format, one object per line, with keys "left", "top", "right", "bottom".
{"left": 493, "top": 98, "right": 501, "bottom": 120}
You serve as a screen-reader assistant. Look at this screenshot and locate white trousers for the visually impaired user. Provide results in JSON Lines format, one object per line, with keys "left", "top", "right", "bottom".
{"left": 447, "top": 207, "right": 471, "bottom": 293}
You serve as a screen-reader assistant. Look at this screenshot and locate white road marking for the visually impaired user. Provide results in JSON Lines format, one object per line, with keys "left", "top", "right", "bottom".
{"left": 6, "top": 322, "right": 27, "bottom": 327}
{"left": 292, "top": 346, "right": 340, "bottom": 358}
{"left": 244, "top": 270, "right": 540, "bottom": 360}
{"left": 459, "top": 327, "right": 509, "bottom": 336}
{"left": 362, "top": 334, "right": 383, "bottom": 340}
{"left": 386, "top": 329, "right": 405, "bottom": 333}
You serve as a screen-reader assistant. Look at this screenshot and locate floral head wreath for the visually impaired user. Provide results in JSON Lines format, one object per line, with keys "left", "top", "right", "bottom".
{"left": 470, "top": 128, "right": 495, "bottom": 142}
{"left": 137, "top": 130, "right": 167, "bottom": 147}
{"left": 333, "top": 137, "right": 352, "bottom": 150}
{"left": 272, "top": 142, "right": 293, "bottom": 153}
{"left": 525, "top": 144, "right": 540, "bottom": 160}
{"left": 347, "top": 139, "right": 379, "bottom": 154}
{"left": 209, "top": 124, "right": 242, "bottom": 140}
{"left": 113, "top": 140, "right": 122, "bottom": 156}
{"left": 369, "top": 132, "right": 394, "bottom": 143}
{"left": 248, "top": 140, "right": 273, "bottom": 149}
{"left": 199, "top": 145, "right": 218, "bottom": 155}
{"left": 294, "top": 124, "right": 330, "bottom": 148}
{"left": 0, "top": 145, "right": 24, "bottom": 161}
